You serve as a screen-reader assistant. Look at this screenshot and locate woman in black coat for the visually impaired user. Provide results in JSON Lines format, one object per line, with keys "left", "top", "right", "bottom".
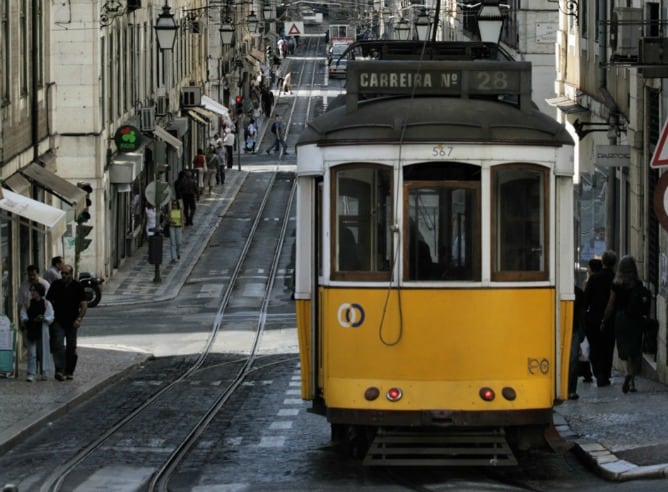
{"left": 602, "top": 255, "right": 650, "bottom": 393}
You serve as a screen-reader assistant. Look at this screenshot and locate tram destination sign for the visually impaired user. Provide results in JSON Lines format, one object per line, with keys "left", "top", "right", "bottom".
{"left": 347, "top": 60, "right": 531, "bottom": 101}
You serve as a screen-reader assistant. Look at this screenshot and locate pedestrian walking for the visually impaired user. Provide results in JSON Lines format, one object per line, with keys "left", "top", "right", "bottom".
{"left": 193, "top": 148, "right": 206, "bottom": 196}
{"left": 568, "top": 284, "right": 586, "bottom": 400}
{"left": 584, "top": 250, "right": 617, "bottom": 387}
{"left": 245, "top": 119, "right": 257, "bottom": 152}
{"left": 275, "top": 64, "right": 284, "bottom": 90}
{"left": 20, "top": 283, "right": 54, "bottom": 382}
{"left": 206, "top": 147, "right": 219, "bottom": 195}
{"left": 223, "top": 128, "right": 235, "bottom": 169}
{"left": 46, "top": 264, "right": 87, "bottom": 381}
{"left": 261, "top": 87, "right": 274, "bottom": 117}
{"left": 176, "top": 170, "right": 198, "bottom": 226}
{"left": 17, "top": 265, "right": 50, "bottom": 310}
{"left": 265, "top": 114, "right": 288, "bottom": 155}
{"left": 282, "top": 71, "right": 293, "bottom": 95}
{"left": 44, "top": 256, "right": 64, "bottom": 284}
{"left": 215, "top": 139, "right": 227, "bottom": 185}
{"left": 168, "top": 199, "right": 184, "bottom": 263}
{"left": 602, "top": 255, "right": 650, "bottom": 393}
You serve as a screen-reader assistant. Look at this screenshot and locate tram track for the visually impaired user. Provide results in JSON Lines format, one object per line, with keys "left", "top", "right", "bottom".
{"left": 39, "top": 173, "right": 297, "bottom": 492}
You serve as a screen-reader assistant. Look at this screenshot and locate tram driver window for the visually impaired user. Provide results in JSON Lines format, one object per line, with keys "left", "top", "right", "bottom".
{"left": 333, "top": 165, "right": 392, "bottom": 280}
{"left": 492, "top": 164, "right": 548, "bottom": 281}
{"left": 405, "top": 184, "right": 480, "bottom": 281}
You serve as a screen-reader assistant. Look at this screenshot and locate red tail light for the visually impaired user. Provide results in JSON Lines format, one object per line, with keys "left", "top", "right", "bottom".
{"left": 479, "top": 387, "right": 495, "bottom": 401}
{"left": 386, "top": 387, "right": 403, "bottom": 402}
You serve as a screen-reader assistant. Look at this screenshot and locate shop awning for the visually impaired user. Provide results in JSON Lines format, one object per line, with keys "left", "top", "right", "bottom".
{"left": 3, "top": 173, "right": 31, "bottom": 194}
{"left": 201, "top": 95, "right": 230, "bottom": 120}
{"left": 190, "top": 106, "right": 217, "bottom": 123}
{"left": 153, "top": 126, "right": 183, "bottom": 157}
{"left": 19, "top": 163, "right": 87, "bottom": 217}
{"left": 187, "top": 110, "right": 208, "bottom": 126}
{"left": 545, "top": 96, "right": 588, "bottom": 114}
{"left": 251, "top": 49, "right": 266, "bottom": 64}
{"left": 0, "top": 189, "right": 67, "bottom": 236}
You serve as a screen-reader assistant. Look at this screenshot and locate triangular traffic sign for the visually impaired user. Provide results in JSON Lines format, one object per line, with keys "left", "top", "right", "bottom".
{"left": 286, "top": 22, "right": 303, "bottom": 36}
{"left": 651, "top": 118, "right": 668, "bottom": 167}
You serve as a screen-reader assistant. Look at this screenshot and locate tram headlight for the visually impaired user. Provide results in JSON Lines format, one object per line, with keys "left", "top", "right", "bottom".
{"left": 479, "top": 387, "right": 495, "bottom": 402}
{"left": 386, "top": 387, "right": 403, "bottom": 402}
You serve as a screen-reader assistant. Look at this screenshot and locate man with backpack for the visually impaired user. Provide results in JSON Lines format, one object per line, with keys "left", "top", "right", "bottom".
{"left": 265, "top": 114, "right": 288, "bottom": 155}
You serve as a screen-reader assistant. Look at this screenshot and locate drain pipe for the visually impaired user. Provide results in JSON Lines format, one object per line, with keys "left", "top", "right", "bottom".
{"left": 598, "top": 0, "right": 618, "bottom": 251}
{"left": 31, "top": 0, "right": 39, "bottom": 162}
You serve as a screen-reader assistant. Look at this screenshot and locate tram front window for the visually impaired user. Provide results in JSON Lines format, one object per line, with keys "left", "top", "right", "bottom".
{"left": 333, "top": 165, "right": 392, "bottom": 280}
{"left": 405, "top": 183, "right": 480, "bottom": 281}
{"left": 492, "top": 164, "right": 548, "bottom": 281}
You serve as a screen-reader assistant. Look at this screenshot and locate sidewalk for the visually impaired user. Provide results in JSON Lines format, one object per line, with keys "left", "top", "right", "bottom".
{"left": 2, "top": 165, "right": 668, "bottom": 482}
{"left": 0, "top": 169, "right": 248, "bottom": 455}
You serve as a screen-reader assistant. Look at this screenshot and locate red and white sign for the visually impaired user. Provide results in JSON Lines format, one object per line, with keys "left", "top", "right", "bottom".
{"left": 284, "top": 21, "right": 304, "bottom": 36}
{"left": 651, "top": 118, "right": 668, "bottom": 168}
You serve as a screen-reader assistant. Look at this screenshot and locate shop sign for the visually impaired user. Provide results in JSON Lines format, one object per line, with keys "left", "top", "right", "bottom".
{"left": 114, "top": 125, "right": 143, "bottom": 152}
{"left": 596, "top": 145, "right": 630, "bottom": 167}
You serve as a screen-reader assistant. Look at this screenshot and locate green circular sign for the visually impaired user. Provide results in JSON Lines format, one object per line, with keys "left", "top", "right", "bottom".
{"left": 114, "top": 125, "right": 143, "bottom": 152}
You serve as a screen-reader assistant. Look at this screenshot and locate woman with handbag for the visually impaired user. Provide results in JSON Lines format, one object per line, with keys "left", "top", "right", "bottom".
{"left": 602, "top": 255, "right": 650, "bottom": 393}
{"left": 20, "top": 283, "right": 55, "bottom": 381}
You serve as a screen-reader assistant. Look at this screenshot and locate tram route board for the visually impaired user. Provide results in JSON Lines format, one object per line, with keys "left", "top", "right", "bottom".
{"left": 346, "top": 60, "right": 533, "bottom": 111}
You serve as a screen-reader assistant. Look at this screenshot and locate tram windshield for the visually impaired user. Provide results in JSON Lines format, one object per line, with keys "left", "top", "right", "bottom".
{"left": 332, "top": 165, "right": 392, "bottom": 280}
{"left": 404, "top": 163, "right": 481, "bottom": 281}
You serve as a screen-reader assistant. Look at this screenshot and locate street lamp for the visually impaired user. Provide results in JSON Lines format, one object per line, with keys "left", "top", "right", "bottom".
{"left": 414, "top": 8, "right": 432, "bottom": 41}
{"left": 394, "top": 17, "right": 411, "bottom": 40}
{"left": 155, "top": 1, "right": 178, "bottom": 50}
{"left": 247, "top": 10, "right": 259, "bottom": 33}
{"left": 477, "top": 1, "right": 505, "bottom": 44}
{"left": 152, "top": 0, "right": 178, "bottom": 283}
{"left": 220, "top": 18, "right": 235, "bottom": 45}
{"left": 263, "top": 3, "right": 274, "bottom": 22}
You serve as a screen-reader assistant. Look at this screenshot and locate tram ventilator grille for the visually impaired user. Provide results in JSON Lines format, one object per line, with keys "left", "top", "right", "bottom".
{"left": 363, "top": 428, "right": 517, "bottom": 466}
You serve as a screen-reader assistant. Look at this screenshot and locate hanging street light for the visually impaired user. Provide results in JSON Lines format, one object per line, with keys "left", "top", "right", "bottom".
{"left": 477, "top": 0, "right": 506, "bottom": 44}
{"left": 394, "top": 17, "right": 411, "bottom": 40}
{"left": 263, "top": 3, "right": 275, "bottom": 22}
{"left": 414, "top": 8, "right": 432, "bottom": 41}
{"left": 154, "top": 1, "right": 178, "bottom": 50}
{"left": 247, "top": 11, "right": 259, "bottom": 33}
{"left": 220, "top": 18, "right": 235, "bottom": 45}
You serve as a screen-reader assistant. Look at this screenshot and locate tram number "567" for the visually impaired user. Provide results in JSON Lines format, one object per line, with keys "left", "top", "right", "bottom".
{"left": 432, "top": 145, "right": 454, "bottom": 157}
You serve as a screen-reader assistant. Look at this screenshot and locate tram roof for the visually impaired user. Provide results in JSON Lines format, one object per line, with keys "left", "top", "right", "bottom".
{"left": 297, "top": 96, "right": 573, "bottom": 147}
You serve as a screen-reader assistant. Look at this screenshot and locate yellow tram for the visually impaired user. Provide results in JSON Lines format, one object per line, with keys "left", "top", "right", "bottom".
{"left": 295, "top": 47, "right": 575, "bottom": 465}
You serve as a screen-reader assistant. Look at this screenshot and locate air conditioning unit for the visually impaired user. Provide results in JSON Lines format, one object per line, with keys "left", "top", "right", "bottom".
{"left": 610, "top": 7, "right": 643, "bottom": 60}
{"left": 181, "top": 86, "right": 202, "bottom": 107}
{"left": 139, "top": 106, "right": 155, "bottom": 131}
{"left": 156, "top": 96, "right": 168, "bottom": 116}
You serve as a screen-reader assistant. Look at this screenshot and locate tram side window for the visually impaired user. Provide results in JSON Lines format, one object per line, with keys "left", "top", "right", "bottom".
{"left": 492, "top": 164, "right": 548, "bottom": 281}
{"left": 405, "top": 183, "right": 480, "bottom": 281}
{"left": 333, "top": 165, "right": 392, "bottom": 280}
